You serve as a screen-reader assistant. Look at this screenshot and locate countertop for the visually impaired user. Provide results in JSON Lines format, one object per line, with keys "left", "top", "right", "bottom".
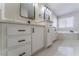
{"left": 0, "top": 19, "right": 46, "bottom": 27}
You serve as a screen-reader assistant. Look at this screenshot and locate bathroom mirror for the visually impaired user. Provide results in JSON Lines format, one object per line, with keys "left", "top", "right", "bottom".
{"left": 44, "top": 7, "right": 51, "bottom": 21}
{"left": 20, "top": 3, "right": 35, "bottom": 19}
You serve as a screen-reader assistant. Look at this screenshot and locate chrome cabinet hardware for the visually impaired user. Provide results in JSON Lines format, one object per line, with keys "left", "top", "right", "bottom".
{"left": 18, "top": 30, "right": 26, "bottom": 32}
{"left": 18, "top": 40, "right": 25, "bottom": 42}
{"left": 32, "top": 28, "right": 34, "bottom": 33}
{"left": 48, "top": 29, "right": 49, "bottom": 32}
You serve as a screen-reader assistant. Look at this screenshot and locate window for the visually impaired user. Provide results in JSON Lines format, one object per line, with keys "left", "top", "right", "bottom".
{"left": 58, "top": 16, "right": 74, "bottom": 28}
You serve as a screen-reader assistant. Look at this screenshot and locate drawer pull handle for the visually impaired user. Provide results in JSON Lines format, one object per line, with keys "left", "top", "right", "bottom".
{"left": 19, "top": 52, "right": 26, "bottom": 56}
{"left": 18, "top": 30, "right": 26, "bottom": 32}
{"left": 18, "top": 40, "right": 25, "bottom": 42}
{"left": 32, "top": 28, "right": 34, "bottom": 33}
{"left": 48, "top": 29, "right": 50, "bottom": 32}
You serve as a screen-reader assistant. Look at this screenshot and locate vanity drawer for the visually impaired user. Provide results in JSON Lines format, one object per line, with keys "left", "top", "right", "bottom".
{"left": 7, "top": 24, "right": 31, "bottom": 35}
{"left": 7, "top": 45, "right": 27, "bottom": 56}
{"left": 7, "top": 35, "right": 31, "bottom": 48}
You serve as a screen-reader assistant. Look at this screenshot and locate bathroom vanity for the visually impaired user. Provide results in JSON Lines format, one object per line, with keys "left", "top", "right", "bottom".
{"left": 0, "top": 20, "right": 45, "bottom": 56}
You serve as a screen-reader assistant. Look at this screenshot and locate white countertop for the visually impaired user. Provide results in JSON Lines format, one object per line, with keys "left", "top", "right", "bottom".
{"left": 0, "top": 19, "right": 46, "bottom": 27}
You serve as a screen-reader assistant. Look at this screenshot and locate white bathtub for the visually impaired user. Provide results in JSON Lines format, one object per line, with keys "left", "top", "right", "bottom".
{"left": 57, "top": 31, "right": 79, "bottom": 40}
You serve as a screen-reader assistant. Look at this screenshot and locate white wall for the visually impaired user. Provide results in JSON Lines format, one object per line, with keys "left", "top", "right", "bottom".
{"left": 0, "top": 3, "right": 57, "bottom": 27}
{"left": 58, "top": 11, "right": 79, "bottom": 32}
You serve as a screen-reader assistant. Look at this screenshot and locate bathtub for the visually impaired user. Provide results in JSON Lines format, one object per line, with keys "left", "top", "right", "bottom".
{"left": 57, "top": 31, "right": 79, "bottom": 40}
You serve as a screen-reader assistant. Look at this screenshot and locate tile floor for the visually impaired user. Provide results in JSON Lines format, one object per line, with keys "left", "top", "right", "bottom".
{"left": 34, "top": 39, "right": 79, "bottom": 56}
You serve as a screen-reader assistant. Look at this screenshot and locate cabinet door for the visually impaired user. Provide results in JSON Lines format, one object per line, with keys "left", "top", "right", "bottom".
{"left": 47, "top": 27, "right": 53, "bottom": 47}
{"left": 47, "top": 27, "right": 57, "bottom": 47}
{"left": 32, "top": 26, "right": 44, "bottom": 54}
{"left": 51, "top": 28, "right": 57, "bottom": 41}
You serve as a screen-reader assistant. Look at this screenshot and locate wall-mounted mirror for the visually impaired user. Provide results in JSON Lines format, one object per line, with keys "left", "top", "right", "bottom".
{"left": 20, "top": 3, "right": 35, "bottom": 19}
{"left": 44, "top": 7, "right": 51, "bottom": 21}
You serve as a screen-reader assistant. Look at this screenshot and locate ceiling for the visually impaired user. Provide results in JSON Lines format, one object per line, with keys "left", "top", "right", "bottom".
{"left": 45, "top": 3, "right": 79, "bottom": 17}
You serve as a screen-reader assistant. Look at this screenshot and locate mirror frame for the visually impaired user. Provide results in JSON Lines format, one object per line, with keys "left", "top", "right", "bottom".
{"left": 20, "top": 3, "right": 35, "bottom": 19}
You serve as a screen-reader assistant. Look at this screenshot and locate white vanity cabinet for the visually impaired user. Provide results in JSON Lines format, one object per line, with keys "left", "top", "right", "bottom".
{"left": 0, "top": 23, "right": 45, "bottom": 56}
{"left": 31, "top": 26, "right": 45, "bottom": 54}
